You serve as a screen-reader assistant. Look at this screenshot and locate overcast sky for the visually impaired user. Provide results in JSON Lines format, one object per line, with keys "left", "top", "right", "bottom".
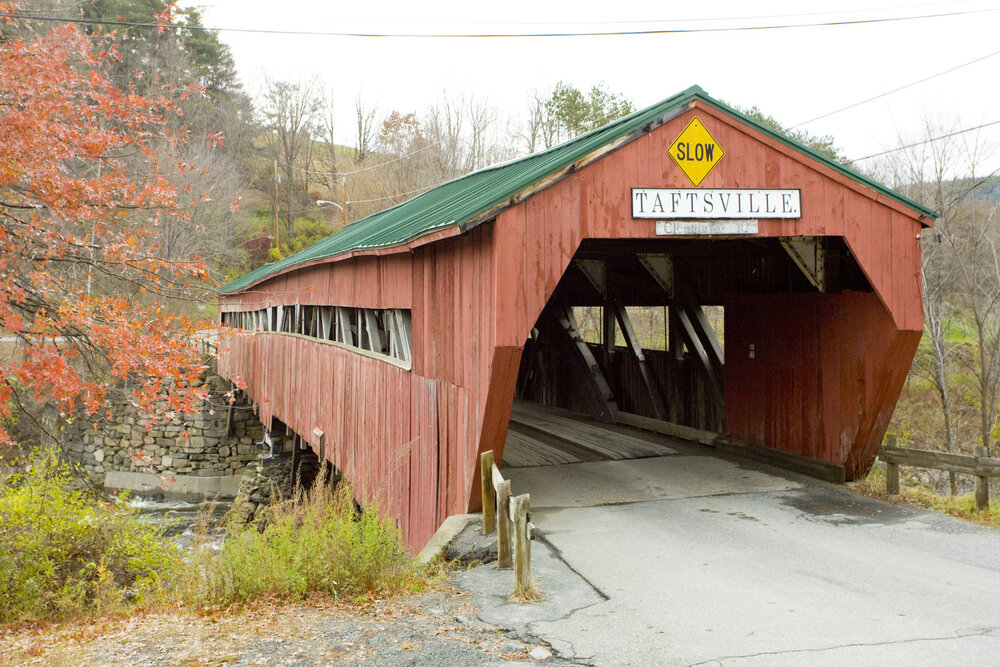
{"left": 196, "top": 0, "right": 1000, "bottom": 174}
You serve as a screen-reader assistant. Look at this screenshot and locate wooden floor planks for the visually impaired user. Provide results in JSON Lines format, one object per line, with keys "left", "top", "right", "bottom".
{"left": 503, "top": 399, "right": 677, "bottom": 468}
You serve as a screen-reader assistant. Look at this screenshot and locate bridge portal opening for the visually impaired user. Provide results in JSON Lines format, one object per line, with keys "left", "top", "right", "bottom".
{"left": 502, "top": 236, "right": 872, "bottom": 470}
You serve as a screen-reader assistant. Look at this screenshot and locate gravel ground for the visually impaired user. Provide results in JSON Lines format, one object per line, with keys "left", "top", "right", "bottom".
{"left": 0, "top": 581, "right": 579, "bottom": 667}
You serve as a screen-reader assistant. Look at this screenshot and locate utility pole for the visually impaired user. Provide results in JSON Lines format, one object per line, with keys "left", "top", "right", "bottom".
{"left": 272, "top": 159, "right": 279, "bottom": 249}
{"left": 341, "top": 174, "right": 348, "bottom": 228}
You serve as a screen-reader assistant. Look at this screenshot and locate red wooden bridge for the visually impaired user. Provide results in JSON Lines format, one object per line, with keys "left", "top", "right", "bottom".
{"left": 217, "top": 86, "right": 934, "bottom": 552}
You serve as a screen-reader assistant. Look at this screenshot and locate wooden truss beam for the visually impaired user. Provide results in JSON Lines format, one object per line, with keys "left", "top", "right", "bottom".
{"left": 677, "top": 296, "right": 724, "bottom": 368}
{"left": 575, "top": 259, "right": 667, "bottom": 421}
{"left": 610, "top": 301, "right": 668, "bottom": 420}
{"left": 636, "top": 254, "right": 725, "bottom": 403}
{"left": 550, "top": 301, "right": 618, "bottom": 423}
{"left": 573, "top": 259, "right": 616, "bottom": 365}
{"left": 780, "top": 236, "right": 826, "bottom": 291}
{"left": 672, "top": 305, "right": 724, "bottom": 403}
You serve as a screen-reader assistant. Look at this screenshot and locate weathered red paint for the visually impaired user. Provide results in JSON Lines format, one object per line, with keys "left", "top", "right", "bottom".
{"left": 219, "top": 101, "right": 927, "bottom": 551}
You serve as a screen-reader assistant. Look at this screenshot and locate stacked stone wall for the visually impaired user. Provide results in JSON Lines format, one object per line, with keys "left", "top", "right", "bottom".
{"left": 234, "top": 445, "right": 326, "bottom": 523}
{"left": 63, "top": 366, "right": 265, "bottom": 494}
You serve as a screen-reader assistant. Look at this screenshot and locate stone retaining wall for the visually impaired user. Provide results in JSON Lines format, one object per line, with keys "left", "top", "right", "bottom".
{"left": 64, "top": 365, "right": 265, "bottom": 497}
{"left": 233, "top": 444, "right": 326, "bottom": 523}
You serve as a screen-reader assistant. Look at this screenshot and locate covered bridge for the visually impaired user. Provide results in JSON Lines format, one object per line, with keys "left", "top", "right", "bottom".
{"left": 217, "top": 85, "right": 934, "bottom": 552}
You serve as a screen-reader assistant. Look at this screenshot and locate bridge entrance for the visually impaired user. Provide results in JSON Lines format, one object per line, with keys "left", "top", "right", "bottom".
{"left": 502, "top": 235, "right": 873, "bottom": 476}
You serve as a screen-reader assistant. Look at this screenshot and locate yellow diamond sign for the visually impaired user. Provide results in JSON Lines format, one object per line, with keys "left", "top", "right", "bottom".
{"left": 668, "top": 117, "right": 724, "bottom": 187}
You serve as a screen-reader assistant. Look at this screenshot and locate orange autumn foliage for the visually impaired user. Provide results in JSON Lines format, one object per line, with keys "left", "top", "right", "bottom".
{"left": 0, "top": 13, "right": 212, "bottom": 442}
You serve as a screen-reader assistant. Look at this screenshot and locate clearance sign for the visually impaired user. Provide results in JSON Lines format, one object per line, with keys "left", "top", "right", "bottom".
{"left": 668, "top": 117, "right": 724, "bottom": 186}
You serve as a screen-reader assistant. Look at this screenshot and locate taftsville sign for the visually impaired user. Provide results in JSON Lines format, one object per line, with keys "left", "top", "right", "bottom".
{"left": 631, "top": 188, "right": 802, "bottom": 219}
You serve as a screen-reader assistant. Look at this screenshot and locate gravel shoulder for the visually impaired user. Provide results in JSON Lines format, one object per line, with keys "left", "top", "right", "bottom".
{"left": 0, "top": 579, "right": 574, "bottom": 667}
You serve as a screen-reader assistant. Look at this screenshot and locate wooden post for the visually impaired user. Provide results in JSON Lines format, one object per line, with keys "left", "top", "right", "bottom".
{"left": 975, "top": 445, "right": 989, "bottom": 511}
{"left": 602, "top": 300, "right": 616, "bottom": 367}
{"left": 272, "top": 159, "right": 279, "bottom": 249}
{"left": 341, "top": 174, "right": 349, "bottom": 228}
{"left": 480, "top": 450, "right": 495, "bottom": 533}
{"left": 496, "top": 478, "right": 512, "bottom": 569}
{"left": 512, "top": 493, "right": 532, "bottom": 593}
{"left": 291, "top": 434, "right": 298, "bottom": 489}
{"left": 885, "top": 435, "right": 900, "bottom": 495}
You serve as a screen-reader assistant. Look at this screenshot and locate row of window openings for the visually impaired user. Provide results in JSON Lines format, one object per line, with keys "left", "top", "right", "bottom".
{"left": 222, "top": 306, "right": 412, "bottom": 365}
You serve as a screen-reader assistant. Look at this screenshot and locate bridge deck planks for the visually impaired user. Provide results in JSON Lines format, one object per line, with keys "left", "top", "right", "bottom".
{"left": 502, "top": 399, "right": 677, "bottom": 468}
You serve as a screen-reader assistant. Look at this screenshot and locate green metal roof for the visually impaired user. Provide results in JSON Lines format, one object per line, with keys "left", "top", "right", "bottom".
{"left": 220, "top": 85, "right": 937, "bottom": 294}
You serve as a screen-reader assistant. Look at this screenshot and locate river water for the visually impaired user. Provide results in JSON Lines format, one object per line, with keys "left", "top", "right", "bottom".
{"left": 126, "top": 497, "right": 234, "bottom": 550}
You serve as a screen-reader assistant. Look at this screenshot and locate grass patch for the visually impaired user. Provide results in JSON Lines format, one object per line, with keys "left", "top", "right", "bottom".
{"left": 186, "top": 467, "right": 424, "bottom": 604}
{"left": 0, "top": 449, "right": 182, "bottom": 623}
{"left": 508, "top": 580, "right": 544, "bottom": 604}
{"left": 854, "top": 469, "right": 1000, "bottom": 527}
{"left": 1, "top": 450, "right": 427, "bottom": 625}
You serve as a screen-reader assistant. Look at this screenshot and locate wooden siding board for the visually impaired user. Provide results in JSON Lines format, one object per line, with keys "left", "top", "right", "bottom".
{"left": 893, "top": 212, "right": 923, "bottom": 332}
{"left": 526, "top": 195, "right": 546, "bottom": 331}
{"left": 723, "top": 291, "right": 910, "bottom": 477}
{"left": 494, "top": 209, "right": 524, "bottom": 348}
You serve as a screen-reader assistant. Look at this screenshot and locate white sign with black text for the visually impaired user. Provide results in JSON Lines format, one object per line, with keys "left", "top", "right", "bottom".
{"left": 655, "top": 220, "right": 758, "bottom": 236}
{"left": 632, "top": 188, "right": 801, "bottom": 219}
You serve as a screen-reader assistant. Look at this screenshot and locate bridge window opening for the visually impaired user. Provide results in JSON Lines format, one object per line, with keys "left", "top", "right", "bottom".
{"left": 336, "top": 307, "right": 356, "bottom": 345}
{"left": 386, "top": 309, "right": 412, "bottom": 363}
{"left": 221, "top": 304, "right": 413, "bottom": 366}
{"left": 573, "top": 306, "right": 604, "bottom": 345}
{"left": 573, "top": 305, "right": 671, "bottom": 351}
{"left": 305, "top": 306, "right": 320, "bottom": 338}
{"left": 319, "top": 307, "right": 333, "bottom": 339}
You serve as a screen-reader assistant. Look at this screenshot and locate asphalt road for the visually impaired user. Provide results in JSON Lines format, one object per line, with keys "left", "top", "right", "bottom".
{"left": 455, "top": 444, "right": 1000, "bottom": 666}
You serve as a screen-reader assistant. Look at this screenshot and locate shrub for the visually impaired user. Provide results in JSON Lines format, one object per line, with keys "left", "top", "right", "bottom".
{"left": 191, "top": 470, "right": 419, "bottom": 603}
{"left": 0, "top": 449, "right": 183, "bottom": 623}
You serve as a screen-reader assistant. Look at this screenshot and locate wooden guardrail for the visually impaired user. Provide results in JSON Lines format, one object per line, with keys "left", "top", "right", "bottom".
{"left": 879, "top": 435, "right": 1000, "bottom": 511}
{"left": 480, "top": 450, "right": 534, "bottom": 594}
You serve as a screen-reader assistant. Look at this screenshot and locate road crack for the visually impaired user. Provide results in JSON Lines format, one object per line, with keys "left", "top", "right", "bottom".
{"left": 686, "top": 626, "right": 1000, "bottom": 666}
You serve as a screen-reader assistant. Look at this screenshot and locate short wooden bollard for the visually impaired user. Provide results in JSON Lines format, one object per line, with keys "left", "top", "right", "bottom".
{"left": 496, "top": 478, "right": 512, "bottom": 569}
{"left": 975, "top": 445, "right": 990, "bottom": 511}
{"left": 480, "top": 450, "right": 495, "bottom": 534}
{"left": 885, "top": 435, "right": 900, "bottom": 495}
{"left": 511, "top": 493, "right": 532, "bottom": 593}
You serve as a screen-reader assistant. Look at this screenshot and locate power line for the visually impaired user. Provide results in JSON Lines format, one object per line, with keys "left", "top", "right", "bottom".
{"left": 1, "top": 7, "right": 997, "bottom": 38}
{"left": 792, "top": 47, "right": 1000, "bottom": 128}
{"left": 308, "top": 181, "right": 442, "bottom": 209}
{"left": 265, "top": 1, "right": 981, "bottom": 28}
{"left": 303, "top": 140, "right": 444, "bottom": 178}
{"left": 347, "top": 183, "right": 440, "bottom": 205}
{"left": 946, "top": 165, "right": 1000, "bottom": 208}
{"left": 851, "top": 118, "right": 1000, "bottom": 161}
